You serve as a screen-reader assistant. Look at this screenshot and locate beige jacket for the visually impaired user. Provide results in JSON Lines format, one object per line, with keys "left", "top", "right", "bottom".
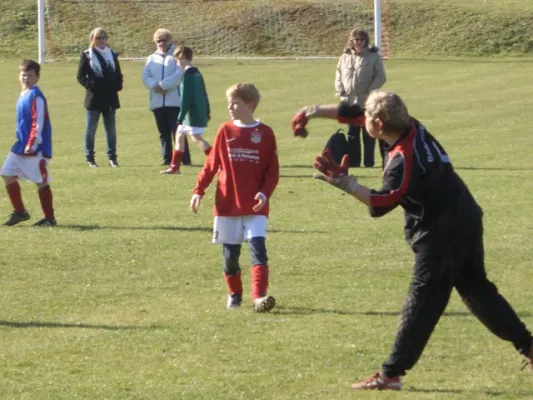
{"left": 335, "top": 47, "right": 386, "bottom": 106}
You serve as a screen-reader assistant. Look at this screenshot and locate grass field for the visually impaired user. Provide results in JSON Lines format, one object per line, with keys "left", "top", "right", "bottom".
{"left": 0, "top": 58, "right": 532, "bottom": 399}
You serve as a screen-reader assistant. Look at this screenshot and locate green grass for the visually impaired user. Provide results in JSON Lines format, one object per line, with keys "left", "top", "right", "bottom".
{"left": 0, "top": 58, "right": 532, "bottom": 399}
{"left": 4, "top": 0, "right": 533, "bottom": 59}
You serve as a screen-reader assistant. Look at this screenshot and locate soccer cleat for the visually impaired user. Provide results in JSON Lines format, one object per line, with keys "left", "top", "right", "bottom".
{"left": 108, "top": 159, "right": 119, "bottom": 168}
{"left": 160, "top": 167, "right": 180, "bottom": 175}
{"left": 522, "top": 342, "right": 533, "bottom": 372}
{"left": 253, "top": 296, "right": 276, "bottom": 313}
{"left": 351, "top": 372, "right": 402, "bottom": 391}
{"left": 226, "top": 293, "right": 243, "bottom": 309}
{"left": 33, "top": 217, "right": 57, "bottom": 227}
{"left": 3, "top": 211, "right": 30, "bottom": 226}
{"left": 87, "top": 160, "right": 99, "bottom": 168}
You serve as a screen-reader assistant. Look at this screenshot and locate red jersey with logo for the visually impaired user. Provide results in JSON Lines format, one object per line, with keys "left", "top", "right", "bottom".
{"left": 193, "top": 120, "right": 279, "bottom": 217}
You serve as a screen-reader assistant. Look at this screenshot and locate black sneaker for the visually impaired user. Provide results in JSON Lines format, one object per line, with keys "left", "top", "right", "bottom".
{"left": 226, "top": 293, "right": 242, "bottom": 309}
{"left": 108, "top": 159, "right": 119, "bottom": 168}
{"left": 3, "top": 211, "right": 30, "bottom": 226}
{"left": 33, "top": 217, "right": 57, "bottom": 227}
{"left": 87, "top": 160, "right": 98, "bottom": 168}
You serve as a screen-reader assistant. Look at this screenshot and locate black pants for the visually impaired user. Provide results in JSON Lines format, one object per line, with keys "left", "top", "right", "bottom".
{"left": 152, "top": 107, "right": 191, "bottom": 165}
{"left": 382, "top": 217, "right": 532, "bottom": 377}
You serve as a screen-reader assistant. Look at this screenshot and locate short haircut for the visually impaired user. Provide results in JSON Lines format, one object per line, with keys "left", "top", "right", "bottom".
{"left": 174, "top": 45, "right": 193, "bottom": 60}
{"left": 226, "top": 83, "right": 261, "bottom": 106}
{"left": 365, "top": 90, "right": 410, "bottom": 133}
{"left": 153, "top": 28, "right": 172, "bottom": 43}
{"left": 19, "top": 59, "right": 41, "bottom": 76}
{"left": 348, "top": 29, "right": 370, "bottom": 47}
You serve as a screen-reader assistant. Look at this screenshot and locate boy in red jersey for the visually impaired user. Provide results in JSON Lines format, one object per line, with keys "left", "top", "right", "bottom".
{"left": 190, "top": 83, "right": 279, "bottom": 312}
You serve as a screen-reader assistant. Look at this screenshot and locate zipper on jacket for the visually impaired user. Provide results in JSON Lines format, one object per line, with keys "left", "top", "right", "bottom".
{"left": 161, "top": 57, "right": 166, "bottom": 107}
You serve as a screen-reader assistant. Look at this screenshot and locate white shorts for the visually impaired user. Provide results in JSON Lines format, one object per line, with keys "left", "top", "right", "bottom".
{"left": 177, "top": 124, "right": 205, "bottom": 135}
{"left": 1, "top": 152, "right": 50, "bottom": 184}
{"left": 213, "top": 215, "right": 268, "bottom": 244}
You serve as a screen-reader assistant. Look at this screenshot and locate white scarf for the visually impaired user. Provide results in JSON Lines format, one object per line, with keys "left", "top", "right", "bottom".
{"left": 87, "top": 46, "right": 115, "bottom": 77}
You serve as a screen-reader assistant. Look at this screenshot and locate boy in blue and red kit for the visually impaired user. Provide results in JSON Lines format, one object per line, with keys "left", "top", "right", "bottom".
{"left": 1, "top": 59, "right": 56, "bottom": 227}
{"left": 190, "top": 83, "right": 279, "bottom": 312}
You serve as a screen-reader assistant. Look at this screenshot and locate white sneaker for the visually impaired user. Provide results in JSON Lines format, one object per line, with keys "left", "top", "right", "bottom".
{"left": 253, "top": 296, "right": 276, "bottom": 313}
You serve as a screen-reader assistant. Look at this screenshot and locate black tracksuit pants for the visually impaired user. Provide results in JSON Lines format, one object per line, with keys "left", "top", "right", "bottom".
{"left": 153, "top": 107, "right": 191, "bottom": 165}
{"left": 382, "top": 216, "right": 532, "bottom": 377}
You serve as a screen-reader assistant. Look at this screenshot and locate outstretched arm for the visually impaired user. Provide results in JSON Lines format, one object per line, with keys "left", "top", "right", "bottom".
{"left": 291, "top": 103, "right": 365, "bottom": 138}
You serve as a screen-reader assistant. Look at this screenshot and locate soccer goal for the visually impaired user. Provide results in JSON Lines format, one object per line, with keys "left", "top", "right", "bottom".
{"left": 38, "top": 0, "right": 390, "bottom": 62}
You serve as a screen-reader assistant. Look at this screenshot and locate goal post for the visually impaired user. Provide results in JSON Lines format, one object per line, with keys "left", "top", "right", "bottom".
{"left": 38, "top": 0, "right": 46, "bottom": 64}
{"left": 38, "top": 0, "right": 389, "bottom": 62}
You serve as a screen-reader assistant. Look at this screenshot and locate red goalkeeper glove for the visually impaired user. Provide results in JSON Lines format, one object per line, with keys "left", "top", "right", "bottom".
{"left": 290, "top": 111, "right": 308, "bottom": 138}
{"left": 313, "top": 149, "right": 349, "bottom": 178}
{"left": 313, "top": 149, "right": 358, "bottom": 194}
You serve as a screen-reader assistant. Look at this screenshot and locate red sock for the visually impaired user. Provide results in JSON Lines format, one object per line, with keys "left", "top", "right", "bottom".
{"left": 251, "top": 264, "right": 269, "bottom": 300}
{"left": 6, "top": 181, "right": 25, "bottom": 213}
{"left": 170, "top": 150, "right": 183, "bottom": 170}
{"left": 204, "top": 146, "right": 212, "bottom": 156}
{"left": 38, "top": 185, "right": 55, "bottom": 220}
{"left": 224, "top": 271, "right": 243, "bottom": 295}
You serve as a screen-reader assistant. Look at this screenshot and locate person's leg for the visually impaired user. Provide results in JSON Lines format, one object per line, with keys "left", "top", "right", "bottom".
{"left": 152, "top": 108, "right": 173, "bottom": 165}
{"left": 182, "top": 135, "right": 192, "bottom": 166}
{"left": 102, "top": 107, "right": 117, "bottom": 165}
{"left": 223, "top": 243, "right": 243, "bottom": 308}
{"left": 34, "top": 181, "right": 56, "bottom": 226}
{"left": 190, "top": 132, "right": 212, "bottom": 156}
{"left": 362, "top": 126, "right": 377, "bottom": 168}
{"left": 380, "top": 252, "right": 455, "bottom": 378}
{"left": 455, "top": 218, "right": 533, "bottom": 358}
{"left": 161, "top": 130, "right": 187, "bottom": 174}
{"left": 2, "top": 173, "right": 29, "bottom": 225}
{"left": 84, "top": 109, "right": 101, "bottom": 166}
{"left": 346, "top": 124, "right": 362, "bottom": 167}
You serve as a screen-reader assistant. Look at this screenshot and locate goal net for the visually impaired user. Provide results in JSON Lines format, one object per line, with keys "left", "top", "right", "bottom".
{"left": 41, "top": 0, "right": 390, "bottom": 61}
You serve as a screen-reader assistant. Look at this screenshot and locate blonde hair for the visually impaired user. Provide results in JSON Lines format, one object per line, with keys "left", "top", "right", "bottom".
{"left": 89, "top": 27, "right": 107, "bottom": 48}
{"left": 225, "top": 83, "right": 261, "bottom": 106}
{"left": 365, "top": 90, "right": 411, "bottom": 133}
{"left": 153, "top": 28, "right": 172, "bottom": 43}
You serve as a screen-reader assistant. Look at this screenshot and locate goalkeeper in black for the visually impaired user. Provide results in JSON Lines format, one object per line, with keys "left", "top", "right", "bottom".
{"left": 291, "top": 90, "right": 533, "bottom": 390}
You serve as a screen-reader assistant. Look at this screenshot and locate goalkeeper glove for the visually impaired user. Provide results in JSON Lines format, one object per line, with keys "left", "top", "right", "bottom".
{"left": 313, "top": 149, "right": 359, "bottom": 194}
{"left": 290, "top": 105, "right": 319, "bottom": 138}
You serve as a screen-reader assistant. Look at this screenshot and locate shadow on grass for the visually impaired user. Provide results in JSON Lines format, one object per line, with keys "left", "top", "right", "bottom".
{"left": 456, "top": 166, "right": 533, "bottom": 171}
{"left": 55, "top": 224, "right": 327, "bottom": 234}
{"left": 407, "top": 387, "right": 465, "bottom": 394}
{"left": 409, "top": 387, "right": 533, "bottom": 397}
{"left": 0, "top": 320, "right": 162, "bottom": 330}
{"left": 274, "top": 307, "right": 532, "bottom": 318}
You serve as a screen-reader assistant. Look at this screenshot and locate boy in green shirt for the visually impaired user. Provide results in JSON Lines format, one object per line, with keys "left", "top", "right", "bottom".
{"left": 161, "top": 46, "right": 212, "bottom": 174}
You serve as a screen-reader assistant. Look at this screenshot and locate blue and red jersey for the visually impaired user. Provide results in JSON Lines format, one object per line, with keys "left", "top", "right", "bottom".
{"left": 11, "top": 86, "right": 52, "bottom": 158}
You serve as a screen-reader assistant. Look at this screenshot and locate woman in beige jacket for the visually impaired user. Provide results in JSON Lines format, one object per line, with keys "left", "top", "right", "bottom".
{"left": 335, "top": 29, "right": 386, "bottom": 167}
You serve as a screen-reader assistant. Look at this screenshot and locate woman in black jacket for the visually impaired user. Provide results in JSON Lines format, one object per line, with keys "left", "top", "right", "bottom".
{"left": 77, "top": 27, "right": 123, "bottom": 167}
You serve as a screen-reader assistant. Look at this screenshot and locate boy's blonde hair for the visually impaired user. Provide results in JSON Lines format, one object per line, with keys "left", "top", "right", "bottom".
{"left": 226, "top": 83, "right": 261, "bottom": 106}
{"left": 365, "top": 90, "right": 411, "bottom": 133}
{"left": 153, "top": 28, "right": 172, "bottom": 43}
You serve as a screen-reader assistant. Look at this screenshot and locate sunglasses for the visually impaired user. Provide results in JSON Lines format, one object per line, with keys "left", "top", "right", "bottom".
{"left": 95, "top": 36, "right": 107, "bottom": 40}
{"left": 156, "top": 38, "right": 168, "bottom": 44}
{"left": 354, "top": 38, "right": 365, "bottom": 42}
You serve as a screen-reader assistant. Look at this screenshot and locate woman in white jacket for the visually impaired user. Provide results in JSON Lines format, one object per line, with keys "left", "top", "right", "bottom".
{"left": 142, "top": 28, "right": 190, "bottom": 166}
